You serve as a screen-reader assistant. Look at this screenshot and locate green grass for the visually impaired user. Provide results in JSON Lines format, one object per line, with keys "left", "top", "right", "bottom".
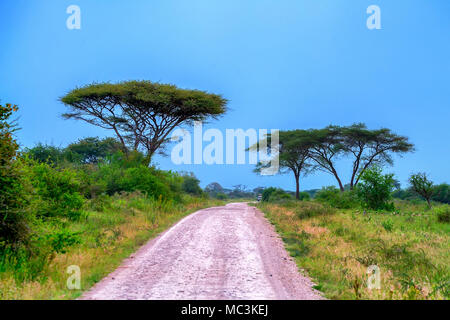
{"left": 257, "top": 200, "right": 449, "bottom": 300}
{"left": 0, "top": 193, "right": 224, "bottom": 299}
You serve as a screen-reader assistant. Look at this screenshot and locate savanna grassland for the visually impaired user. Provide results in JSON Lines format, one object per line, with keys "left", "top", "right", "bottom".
{"left": 0, "top": 192, "right": 223, "bottom": 300}
{"left": 257, "top": 200, "right": 449, "bottom": 300}
{"left": 1, "top": 102, "right": 226, "bottom": 300}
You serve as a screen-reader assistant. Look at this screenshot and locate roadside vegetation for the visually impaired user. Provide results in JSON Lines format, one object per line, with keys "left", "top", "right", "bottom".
{"left": 0, "top": 82, "right": 228, "bottom": 300}
{"left": 256, "top": 169, "right": 449, "bottom": 300}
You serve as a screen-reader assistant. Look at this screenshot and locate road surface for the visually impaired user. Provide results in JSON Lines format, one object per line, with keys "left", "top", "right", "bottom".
{"left": 81, "top": 202, "right": 322, "bottom": 300}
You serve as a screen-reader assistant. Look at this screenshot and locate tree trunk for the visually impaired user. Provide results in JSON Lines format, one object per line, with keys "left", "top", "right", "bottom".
{"left": 143, "top": 154, "right": 152, "bottom": 167}
{"left": 295, "top": 174, "right": 300, "bottom": 200}
{"left": 426, "top": 198, "right": 432, "bottom": 209}
{"left": 331, "top": 170, "right": 345, "bottom": 191}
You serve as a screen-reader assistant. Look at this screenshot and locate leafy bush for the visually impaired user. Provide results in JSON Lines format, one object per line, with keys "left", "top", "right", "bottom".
{"left": 315, "top": 186, "right": 359, "bottom": 209}
{"left": 24, "top": 144, "right": 65, "bottom": 165}
{"left": 382, "top": 219, "right": 394, "bottom": 232}
{"left": 0, "top": 243, "right": 53, "bottom": 282}
{"left": 357, "top": 166, "right": 396, "bottom": 211}
{"left": 298, "top": 192, "right": 311, "bottom": 201}
{"left": 181, "top": 173, "right": 202, "bottom": 195}
{"left": 431, "top": 184, "right": 450, "bottom": 204}
{"left": 0, "top": 103, "right": 28, "bottom": 244}
{"left": 262, "top": 187, "right": 292, "bottom": 202}
{"left": 22, "top": 158, "right": 84, "bottom": 219}
{"left": 94, "top": 153, "right": 183, "bottom": 201}
{"left": 435, "top": 206, "right": 450, "bottom": 223}
{"left": 42, "top": 230, "right": 81, "bottom": 253}
{"left": 215, "top": 192, "right": 228, "bottom": 200}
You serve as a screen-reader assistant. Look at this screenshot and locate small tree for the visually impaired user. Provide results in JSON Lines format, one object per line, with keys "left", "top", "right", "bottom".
{"left": 409, "top": 173, "right": 434, "bottom": 208}
{"left": 181, "top": 173, "right": 202, "bottom": 195}
{"left": 251, "top": 130, "right": 313, "bottom": 200}
{"left": 357, "top": 166, "right": 396, "bottom": 211}
{"left": 307, "top": 124, "right": 414, "bottom": 191}
{"left": 61, "top": 81, "right": 227, "bottom": 165}
{"left": 341, "top": 123, "right": 414, "bottom": 189}
{"left": 0, "top": 103, "right": 28, "bottom": 244}
{"left": 66, "top": 137, "right": 123, "bottom": 164}
{"left": 307, "top": 126, "right": 346, "bottom": 191}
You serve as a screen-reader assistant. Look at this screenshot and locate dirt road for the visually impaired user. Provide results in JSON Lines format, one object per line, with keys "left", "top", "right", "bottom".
{"left": 81, "top": 203, "right": 322, "bottom": 300}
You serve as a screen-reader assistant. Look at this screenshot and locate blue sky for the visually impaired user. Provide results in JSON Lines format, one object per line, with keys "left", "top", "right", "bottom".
{"left": 1, "top": 0, "right": 449, "bottom": 191}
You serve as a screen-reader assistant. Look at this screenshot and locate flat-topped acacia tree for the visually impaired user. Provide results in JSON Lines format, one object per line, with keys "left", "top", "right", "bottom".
{"left": 251, "top": 130, "right": 314, "bottom": 200}
{"left": 307, "top": 124, "right": 414, "bottom": 191}
{"left": 60, "top": 81, "right": 227, "bottom": 165}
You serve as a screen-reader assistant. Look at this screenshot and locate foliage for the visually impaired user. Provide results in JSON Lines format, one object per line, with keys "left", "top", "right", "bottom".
{"left": 42, "top": 230, "right": 81, "bottom": 253}
{"left": 315, "top": 186, "right": 359, "bottom": 209}
{"left": 298, "top": 192, "right": 311, "bottom": 201}
{"left": 435, "top": 206, "right": 450, "bottom": 223}
{"left": 21, "top": 158, "right": 84, "bottom": 219}
{"left": 381, "top": 219, "right": 394, "bottom": 232}
{"left": 25, "top": 137, "right": 123, "bottom": 166}
{"left": 251, "top": 130, "right": 313, "bottom": 199}
{"left": 181, "top": 173, "right": 203, "bottom": 195}
{"left": 215, "top": 192, "right": 228, "bottom": 200}
{"left": 251, "top": 124, "right": 413, "bottom": 194}
{"left": 25, "top": 144, "right": 65, "bottom": 165}
{"left": 409, "top": 173, "right": 434, "bottom": 208}
{"left": 261, "top": 187, "right": 292, "bottom": 202}
{"left": 0, "top": 193, "right": 224, "bottom": 298}
{"left": 0, "top": 103, "right": 28, "bottom": 244}
{"left": 60, "top": 81, "right": 228, "bottom": 163}
{"left": 357, "top": 166, "right": 396, "bottom": 211}
{"left": 65, "top": 137, "right": 122, "bottom": 164}
{"left": 431, "top": 184, "right": 450, "bottom": 204}
{"left": 94, "top": 154, "right": 182, "bottom": 201}
{"left": 259, "top": 201, "right": 450, "bottom": 300}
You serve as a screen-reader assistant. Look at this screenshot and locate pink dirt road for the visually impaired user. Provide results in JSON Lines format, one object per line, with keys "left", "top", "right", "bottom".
{"left": 81, "top": 202, "right": 323, "bottom": 300}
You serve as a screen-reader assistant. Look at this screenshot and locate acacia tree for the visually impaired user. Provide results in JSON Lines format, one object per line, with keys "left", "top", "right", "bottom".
{"left": 61, "top": 81, "right": 227, "bottom": 165}
{"left": 307, "top": 124, "right": 414, "bottom": 191}
{"left": 252, "top": 130, "right": 313, "bottom": 200}
{"left": 307, "top": 126, "right": 346, "bottom": 191}
{"left": 341, "top": 123, "right": 414, "bottom": 189}
{"left": 409, "top": 173, "right": 434, "bottom": 208}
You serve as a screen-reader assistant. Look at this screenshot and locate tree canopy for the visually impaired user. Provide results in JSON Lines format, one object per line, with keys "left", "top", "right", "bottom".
{"left": 307, "top": 124, "right": 414, "bottom": 191}
{"left": 60, "top": 81, "right": 227, "bottom": 164}
{"left": 409, "top": 172, "right": 434, "bottom": 208}
{"left": 250, "top": 124, "right": 414, "bottom": 195}
{"left": 252, "top": 130, "right": 313, "bottom": 199}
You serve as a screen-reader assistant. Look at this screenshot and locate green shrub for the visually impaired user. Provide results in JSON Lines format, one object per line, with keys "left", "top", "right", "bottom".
{"left": 181, "top": 173, "right": 202, "bottom": 195}
{"left": 42, "top": 230, "right": 81, "bottom": 253}
{"left": 432, "top": 184, "right": 450, "bottom": 204}
{"left": 0, "top": 103, "right": 29, "bottom": 244}
{"left": 22, "top": 158, "right": 84, "bottom": 219}
{"left": 298, "top": 192, "right": 311, "bottom": 201}
{"left": 382, "top": 219, "right": 394, "bottom": 232}
{"left": 119, "top": 167, "right": 171, "bottom": 198}
{"left": 95, "top": 155, "right": 182, "bottom": 201}
{"left": 262, "top": 187, "right": 292, "bottom": 202}
{"left": 215, "top": 192, "right": 228, "bottom": 200}
{"left": 315, "top": 186, "right": 359, "bottom": 209}
{"left": 435, "top": 206, "right": 450, "bottom": 223}
{"left": 357, "top": 166, "right": 396, "bottom": 211}
{"left": 0, "top": 236, "right": 55, "bottom": 282}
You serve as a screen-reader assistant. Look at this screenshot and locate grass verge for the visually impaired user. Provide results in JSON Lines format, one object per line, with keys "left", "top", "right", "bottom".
{"left": 257, "top": 200, "right": 449, "bottom": 300}
{"left": 0, "top": 193, "right": 224, "bottom": 299}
